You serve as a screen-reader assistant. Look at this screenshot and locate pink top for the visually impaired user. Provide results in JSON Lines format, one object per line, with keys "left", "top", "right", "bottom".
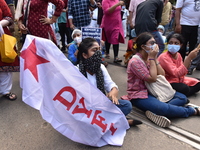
{"left": 101, "top": 0, "right": 124, "bottom": 44}
{"left": 121, "top": 53, "right": 150, "bottom": 100}
{"left": 129, "top": 0, "right": 145, "bottom": 27}
{"left": 158, "top": 52, "right": 199, "bottom": 86}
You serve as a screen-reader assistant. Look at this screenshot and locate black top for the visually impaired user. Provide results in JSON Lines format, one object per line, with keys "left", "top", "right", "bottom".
{"left": 135, "top": 0, "right": 164, "bottom": 35}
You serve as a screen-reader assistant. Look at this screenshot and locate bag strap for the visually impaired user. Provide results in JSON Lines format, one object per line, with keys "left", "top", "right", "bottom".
{"left": 23, "top": 0, "right": 31, "bottom": 27}
{"left": 132, "top": 55, "right": 146, "bottom": 66}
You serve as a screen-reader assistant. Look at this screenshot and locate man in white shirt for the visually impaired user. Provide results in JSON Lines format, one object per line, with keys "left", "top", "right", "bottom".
{"left": 175, "top": 0, "right": 200, "bottom": 61}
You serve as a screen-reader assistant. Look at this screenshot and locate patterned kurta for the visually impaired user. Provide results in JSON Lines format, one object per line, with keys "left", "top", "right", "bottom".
{"left": 20, "top": 0, "right": 64, "bottom": 44}
{"left": 0, "top": 0, "right": 19, "bottom": 72}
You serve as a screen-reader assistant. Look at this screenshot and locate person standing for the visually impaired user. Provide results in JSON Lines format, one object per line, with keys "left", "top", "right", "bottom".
{"left": 175, "top": 0, "right": 200, "bottom": 61}
{"left": 121, "top": 4, "right": 129, "bottom": 38}
{"left": 128, "top": 0, "right": 145, "bottom": 37}
{"left": 67, "top": 0, "right": 96, "bottom": 30}
{"left": 188, "top": 23, "right": 200, "bottom": 74}
{"left": 160, "top": 0, "right": 172, "bottom": 35}
{"left": 15, "top": 0, "right": 64, "bottom": 44}
{"left": 101, "top": 0, "right": 125, "bottom": 63}
{"left": 0, "top": 0, "right": 18, "bottom": 100}
{"left": 135, "top": 0, "right": 165, "bottom": 56}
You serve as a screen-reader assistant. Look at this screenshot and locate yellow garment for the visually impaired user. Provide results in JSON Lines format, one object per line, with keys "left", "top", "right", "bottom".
{"left": 160, "top": 2, "right": 172, "bottom": 26}
{"left": 0, "top": 34, "right": 17, "bottom": 63}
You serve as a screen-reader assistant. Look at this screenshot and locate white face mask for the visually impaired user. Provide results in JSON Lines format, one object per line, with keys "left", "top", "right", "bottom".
{"left": 144, "top": 44, "right": 156, "bottom": 53}
{"left": 74, "top": 37, "right": 82, "bottom": 44}
{"left": 168, "top": 44, "right": 180, "bottom": 54}
{"left": 122, "top": 6, "right": 125, "bottom": 9}
{"left": 159, "top": 31, "right": 163, "bottom": 36}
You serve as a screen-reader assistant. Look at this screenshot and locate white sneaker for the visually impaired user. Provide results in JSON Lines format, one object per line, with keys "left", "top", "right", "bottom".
{"left": 145, "top": 111, "right": 171, "bottom": 128}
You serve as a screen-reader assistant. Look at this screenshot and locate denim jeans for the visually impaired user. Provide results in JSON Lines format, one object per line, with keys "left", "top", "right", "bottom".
{"left": 116, "top": 100, "right": 132, "bottom": 116}
{"left": 131, "top": 92, "right": 195, "bottom": 118}
{"left": 151, "top": 31, "right": 165, "bottom": 56}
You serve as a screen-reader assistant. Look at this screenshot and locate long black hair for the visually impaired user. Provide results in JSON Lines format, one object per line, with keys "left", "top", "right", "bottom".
{"left": 77, "top": 37, "right": 98, "bottom": 64}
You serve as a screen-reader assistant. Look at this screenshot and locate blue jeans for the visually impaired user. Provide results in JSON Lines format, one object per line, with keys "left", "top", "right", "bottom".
{"left": 151, "top": 31, "right": 165, "bottom": 56}
{"left": 116, "top": 100, "right": 132, "bottom": 116}
{"left": 131, "top": 92, "right": 195, "bottom": 118}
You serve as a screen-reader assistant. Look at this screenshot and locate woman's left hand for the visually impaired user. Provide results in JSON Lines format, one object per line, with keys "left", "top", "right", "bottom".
{"left": 188, "top": 46, "right": 200, "bottom": 60}
{"left": 107, "top": 87, "right": 119, "bottom": 105}
{"left": 39, "top": 15, "right": 54, "bottom": 25}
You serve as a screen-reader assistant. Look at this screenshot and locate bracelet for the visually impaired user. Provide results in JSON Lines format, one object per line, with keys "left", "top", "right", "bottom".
{"left": 149, "top": 58, "right": 155, "bottom": 60}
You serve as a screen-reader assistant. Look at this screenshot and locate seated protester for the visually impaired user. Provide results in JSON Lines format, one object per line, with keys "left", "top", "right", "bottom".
{"left": 157, "top": 25, "right": 166, "bottom": 43}
{"left": 67, "top": 29, "right": 82, "bottom": 65}
{"left": 124, "top": 29, "right": 137, "bottom": 66}
{"left": 123, "top": 32, "right": 200, "bottom": 128}
{"left": 158, "top": 33, "right": 200, "bottom": 97}
{"left": 77, "top": 37, "right": 142, "bottom": 126}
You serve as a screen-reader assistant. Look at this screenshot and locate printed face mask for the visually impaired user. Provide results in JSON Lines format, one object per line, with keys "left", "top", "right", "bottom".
{"left": 83, "top": 50, "right": 102, "bottom": 74}
{"left": 74, "top": 37, "right": 82, "bottom": 44}
{"left": 168, "top": 44, "right": 180, "bottom": 54}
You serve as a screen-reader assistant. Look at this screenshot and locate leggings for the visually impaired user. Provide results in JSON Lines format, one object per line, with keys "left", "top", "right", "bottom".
{"left": 171, "top": 82, "right": 200, "bottom": 97}
{"left": 105, "top": 41, "right": 119, "bottom": 58}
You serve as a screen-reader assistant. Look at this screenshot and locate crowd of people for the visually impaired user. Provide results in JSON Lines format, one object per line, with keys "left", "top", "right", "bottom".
{"left": 0, "top": 0, "right": 200, "bottom": 129}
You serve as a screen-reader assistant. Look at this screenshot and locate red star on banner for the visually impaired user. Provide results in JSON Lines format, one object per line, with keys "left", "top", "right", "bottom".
{"left": 21, "top": 39, "right": 50, "bottom": 82}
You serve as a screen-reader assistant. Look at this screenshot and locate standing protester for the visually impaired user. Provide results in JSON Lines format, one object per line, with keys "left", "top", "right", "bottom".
{"left": 128, "top": 0, "right": 145, "bottom": 38}
{"left": 160, "top": 0, "right": 172, "bottom": 35}
{"left": 135, "top": 0, "right": 165, "bottom": 56}
{"left": 57, "top": 7, "right": 69, "bottom": 52}
{"left": 97, "top": 0, "right": 103, "bottom": 27}
{"left": 15, "top": 0, "right": 64, "bottom": 44}
{"left": 101, "top": 0, "right": 125, "bottom": 63}
{"left": 5, "top": 0, "right": 15, "bottom": 33}
{"left": 175, "top": 0, "right": 200, "bottom": 61}
{"left": 67, "top": 0, "right": 96, "bottom": 30}
{"left": 0, "top": 0, "right": 18, "bottom": 100}
{"left": 121, "top": 3, "right": 129, "bottom": 38}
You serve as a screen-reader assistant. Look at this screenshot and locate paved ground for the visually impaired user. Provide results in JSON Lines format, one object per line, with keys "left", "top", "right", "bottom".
{"left": 0, "top": 38, "right": 200, "bottom": 150}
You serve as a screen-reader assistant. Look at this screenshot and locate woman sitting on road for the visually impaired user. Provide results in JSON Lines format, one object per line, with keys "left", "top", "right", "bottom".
{"left": 77, "top": 37, "right": 142, "bottom": 126}
{"left": 158, "top": 33, "right": 200, "bottom": 97}
{"left": 123, "top": 32, "right": 200, "bottom": 128}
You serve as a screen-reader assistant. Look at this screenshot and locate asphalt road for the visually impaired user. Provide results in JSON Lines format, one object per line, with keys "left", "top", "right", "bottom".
{"left": 0, "top": 39, "right": 199, "bottom": 150}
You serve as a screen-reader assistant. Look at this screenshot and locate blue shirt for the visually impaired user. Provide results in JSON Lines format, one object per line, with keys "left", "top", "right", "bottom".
{"left": 68, "top": 43, "right": 78, "bottom": 65}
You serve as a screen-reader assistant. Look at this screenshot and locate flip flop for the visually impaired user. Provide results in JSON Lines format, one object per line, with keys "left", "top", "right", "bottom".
{"left": 3, "top": 92, "right": 17, "bottom": 101}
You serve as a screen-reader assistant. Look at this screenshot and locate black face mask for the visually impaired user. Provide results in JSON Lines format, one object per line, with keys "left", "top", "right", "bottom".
{"left": 83, "top": 50, "right": 102, "bottom": 74}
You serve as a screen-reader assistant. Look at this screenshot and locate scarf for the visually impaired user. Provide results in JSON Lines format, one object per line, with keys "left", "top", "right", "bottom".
{"left": 79, "top": 51, "right": 105, "bottom": 94}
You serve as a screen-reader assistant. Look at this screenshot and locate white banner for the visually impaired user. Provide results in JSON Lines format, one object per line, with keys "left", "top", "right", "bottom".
{"left": 20, "top": 35, "right": 129, "bottom": 147}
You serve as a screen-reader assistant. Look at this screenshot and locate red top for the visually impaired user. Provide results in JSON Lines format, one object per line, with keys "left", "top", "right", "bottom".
{"left": 158, "top": 51, "right": 199, "bottom": 86}
{"left": 20, "top": 0, "right": 64, "bottom": 44}
{"left": 0, "top": 0, "right": 19, "bottom": 72}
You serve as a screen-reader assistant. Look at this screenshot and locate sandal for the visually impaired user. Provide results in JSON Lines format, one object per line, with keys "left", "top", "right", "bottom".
{"left": 105, "top": 54, "right": 110, "bottom": 59}
{"left": 114, "top": 58, "right": 122, "bottom": 63}
{"left": 127, "top": 118, "right": 142, "bottom": 126}
{"left": 3, "top": 92, "right": 17, "bottom": 101}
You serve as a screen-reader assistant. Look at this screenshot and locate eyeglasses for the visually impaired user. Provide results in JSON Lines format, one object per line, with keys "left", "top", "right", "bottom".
{"left": 147, "top": 40, "right": 156, "bottom": 45}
